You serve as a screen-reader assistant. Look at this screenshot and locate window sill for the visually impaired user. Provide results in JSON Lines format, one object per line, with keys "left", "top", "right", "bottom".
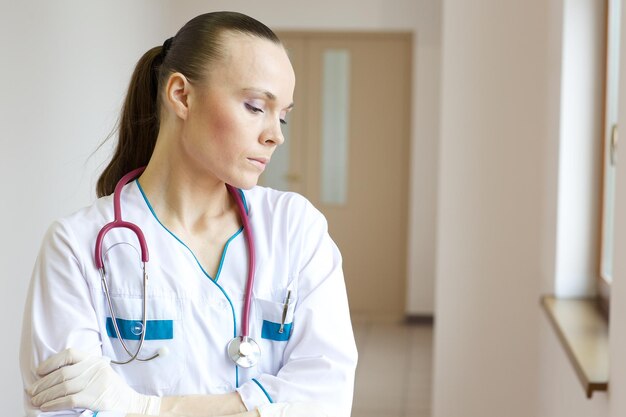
{"left": 540, "top": 295, "right": 608, "bottom": 398}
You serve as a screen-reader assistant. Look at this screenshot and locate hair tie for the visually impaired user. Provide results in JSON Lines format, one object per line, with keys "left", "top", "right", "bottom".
{"left": 162, "top": 37, "right": 174, "bottom": 59}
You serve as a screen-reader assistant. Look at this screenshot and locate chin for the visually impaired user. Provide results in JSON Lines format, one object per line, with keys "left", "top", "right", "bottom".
{"left": 228, "top": 176, "right": 259, "bottom": 191}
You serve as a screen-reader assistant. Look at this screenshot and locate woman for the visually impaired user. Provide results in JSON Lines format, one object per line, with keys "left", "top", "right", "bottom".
{"left": 21, "top": 11, "right": 357, "bottom": 417}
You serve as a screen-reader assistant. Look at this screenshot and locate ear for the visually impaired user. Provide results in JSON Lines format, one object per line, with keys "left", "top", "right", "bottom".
{"left": 164, "top": 72, "right": 190, "bottom": 120}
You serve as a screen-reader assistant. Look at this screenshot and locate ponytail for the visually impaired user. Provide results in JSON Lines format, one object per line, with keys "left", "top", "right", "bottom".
{"left": 96, "top": 12, "right": 282, "bottom": 197}
{"left": 96, "top": 46, "right": 163, "bottom": 197}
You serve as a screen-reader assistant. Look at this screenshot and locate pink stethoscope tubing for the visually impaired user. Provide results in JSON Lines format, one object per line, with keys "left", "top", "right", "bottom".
{"left": 95, "top": 167, "right": 260, "bottom": 367}
{"left": 95, "top": 167, "right": 150, "bottom": 269}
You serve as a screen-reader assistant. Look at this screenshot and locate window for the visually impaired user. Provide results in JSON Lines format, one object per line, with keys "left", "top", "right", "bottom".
{"left": 598, "top": 0, "right": 621, "bottom": 319}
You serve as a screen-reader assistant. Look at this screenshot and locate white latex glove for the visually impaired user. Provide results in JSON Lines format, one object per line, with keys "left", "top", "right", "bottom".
{"left": 28, "top": 348, "right": 161, "bottom": 415}
{"left": 257, "top": 403, "right": 333, "bottom": 417}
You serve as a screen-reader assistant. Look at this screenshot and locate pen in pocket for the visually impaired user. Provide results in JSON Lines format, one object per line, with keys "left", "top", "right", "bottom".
{"left": 278, "top": 290, "right": 292, "bottom": 334}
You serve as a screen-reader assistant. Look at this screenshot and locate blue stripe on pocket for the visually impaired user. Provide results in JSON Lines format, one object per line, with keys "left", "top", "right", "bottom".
{"left": 261, "top": 320, "right": 292, "bottom": 341}
{"left": 106, "top": 318, "right": 173, "bottom": 340}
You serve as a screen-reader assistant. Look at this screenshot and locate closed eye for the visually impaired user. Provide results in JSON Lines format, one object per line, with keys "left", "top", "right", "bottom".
{"left": 245, "top": 103, "right": 264, "bottom": 114}
{"left": 246, "top": 102, "right": 288, "bottom": 125}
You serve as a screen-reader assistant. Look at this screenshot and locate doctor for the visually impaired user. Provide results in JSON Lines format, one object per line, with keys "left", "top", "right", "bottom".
{"left": 20, "top": 11, "right": 357, "bottom": 417}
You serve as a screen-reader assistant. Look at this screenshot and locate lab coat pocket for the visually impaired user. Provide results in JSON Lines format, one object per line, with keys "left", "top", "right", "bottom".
{"left": 100, "top": 293, "right": 186, "bottom": 394}
{"left": 253, "top": 296, "right": 297, "bottom": 375}
{"left": 256, "top": 297, "right": 297, "bottom": 342}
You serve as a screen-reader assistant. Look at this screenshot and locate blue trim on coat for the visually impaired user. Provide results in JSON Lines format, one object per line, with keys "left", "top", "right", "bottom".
{"left": 106, "top": 317, "right": 173, "bottom": 340}
{"left": 252, "top": 378, "right": 274, "bottom": 403}
{"left": 214, "top": 228, "right": 243, "bottom": 283}
{"left": 238, "top": 189, "right": 249, "bottom": 214}
{"left": 135, "top": 180, "right": 240, "bottom": 387}
{"left": 261, "top": 320, "right": 293, "bottom": 341}
{"left": 135, "top": 180, "right": 242, "bottom": 282}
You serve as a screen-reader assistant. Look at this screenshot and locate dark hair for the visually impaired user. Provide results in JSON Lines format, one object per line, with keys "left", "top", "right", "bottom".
{"left": 96, "top": 11, "right": 281, "bottom": 197}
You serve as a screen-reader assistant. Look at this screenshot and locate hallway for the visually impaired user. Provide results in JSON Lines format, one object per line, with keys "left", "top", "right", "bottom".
{"left": 351, "top": 319, "right": 433, "bottom": 417}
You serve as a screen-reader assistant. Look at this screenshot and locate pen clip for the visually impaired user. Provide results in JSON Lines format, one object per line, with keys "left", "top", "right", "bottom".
{"left": 278, "top": 290, "right": 292, "bottom": 334}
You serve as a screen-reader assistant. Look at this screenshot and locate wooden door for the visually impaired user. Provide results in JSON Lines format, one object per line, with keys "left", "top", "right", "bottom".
{"left": 262, "top": 32, "right": 412, "bottom": 319}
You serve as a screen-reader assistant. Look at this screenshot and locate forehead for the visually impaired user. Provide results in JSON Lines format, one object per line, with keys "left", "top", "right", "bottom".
{"left": 208, "top": 32, "right": 295, "bottom": 102}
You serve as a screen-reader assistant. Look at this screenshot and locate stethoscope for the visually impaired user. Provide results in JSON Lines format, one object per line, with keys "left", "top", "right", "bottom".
{"left": 94, "top": 166, "right": 261, "bottom": 368}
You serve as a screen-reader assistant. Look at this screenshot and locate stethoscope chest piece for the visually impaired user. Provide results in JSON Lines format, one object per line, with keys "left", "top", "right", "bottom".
{"left": 227, "top": 336, "right": 261, "bottom": 368}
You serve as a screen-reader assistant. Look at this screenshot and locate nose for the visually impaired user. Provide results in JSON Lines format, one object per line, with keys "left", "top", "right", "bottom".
{"left": 261, "top": 119, "right": 285, "bottom": 146}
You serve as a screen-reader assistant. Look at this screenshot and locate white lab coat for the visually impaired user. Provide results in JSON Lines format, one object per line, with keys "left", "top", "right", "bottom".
{"left": 20, "top": 182, "right": 358, "bottom": 417}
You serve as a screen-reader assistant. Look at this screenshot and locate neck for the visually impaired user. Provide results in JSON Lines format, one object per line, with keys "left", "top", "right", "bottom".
{"left": 137, "top": 137, "right": 236, "bottom": 234}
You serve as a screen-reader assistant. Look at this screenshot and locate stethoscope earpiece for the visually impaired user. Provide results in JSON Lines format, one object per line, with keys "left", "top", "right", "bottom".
{"left": 157, "top": 346, "right": 169, "bottom": 358}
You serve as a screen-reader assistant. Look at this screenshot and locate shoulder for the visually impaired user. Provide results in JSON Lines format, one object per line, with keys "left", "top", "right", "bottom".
{"left": 41, "top": 191, "right": 117, "bottom": 255}
{"left": 54, "top": 193, "right": 113, "bottom": 233}
{"left": 243, "top": 187, "right": 335, "bottom": 272}
{"left": 243, "top": 186, "right": 325, "bottom": 226}
{"left": 244, "top": 185, "right": 308, "bottom": 208}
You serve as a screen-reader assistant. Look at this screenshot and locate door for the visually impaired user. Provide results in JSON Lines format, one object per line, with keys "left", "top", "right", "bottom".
{"left": 262, "top": 32, "right": 412, "bottom": 319}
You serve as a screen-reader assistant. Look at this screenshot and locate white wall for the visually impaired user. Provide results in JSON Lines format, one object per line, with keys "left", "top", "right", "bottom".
{"left": 433, "top": 0, "right": 561, "bottom": 416}
{"left": 433, "top": 0, "right": 626, "bottom": 417}
{"left": 0, "top": 2, "right": 169, "bottom": 415}
{"left": 2, "top": 2, "right": 440, "bottom": 415}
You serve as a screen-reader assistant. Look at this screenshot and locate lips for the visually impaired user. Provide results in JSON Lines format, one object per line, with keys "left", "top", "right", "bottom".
{"left": 247, "top": 157, "right": 269, "bottom": 170}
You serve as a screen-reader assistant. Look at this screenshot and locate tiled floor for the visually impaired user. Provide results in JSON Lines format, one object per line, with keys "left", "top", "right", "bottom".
{"left": 351, "top": 318, "right": 433, "bottom": 417}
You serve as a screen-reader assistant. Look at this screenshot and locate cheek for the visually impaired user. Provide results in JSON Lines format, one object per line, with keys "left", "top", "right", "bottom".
{"left": 200, "top": 106, "right": 242, "bottom": 145}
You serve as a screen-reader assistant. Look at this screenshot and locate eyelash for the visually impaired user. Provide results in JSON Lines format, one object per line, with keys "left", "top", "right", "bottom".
{"left": 245, "top": 103, "right": 288, "bottom": 125}
{"left": 245, "top": 103, "right": 263, "bottom": 114}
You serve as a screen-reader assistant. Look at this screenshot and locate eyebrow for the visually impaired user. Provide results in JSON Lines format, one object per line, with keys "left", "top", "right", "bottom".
{"left": 243, "top": 88, "right": 295, "bottom": 110}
